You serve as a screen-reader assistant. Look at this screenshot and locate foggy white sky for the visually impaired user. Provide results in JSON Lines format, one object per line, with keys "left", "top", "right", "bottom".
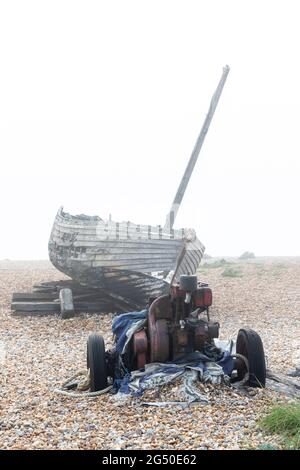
{"left": 0, "top": 0, "right": 299, "bottom": 259}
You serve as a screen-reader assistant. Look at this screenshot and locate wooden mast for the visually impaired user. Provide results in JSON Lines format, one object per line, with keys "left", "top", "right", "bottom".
{"left": 164, "top": 65, "right": 230, "bottom": 231}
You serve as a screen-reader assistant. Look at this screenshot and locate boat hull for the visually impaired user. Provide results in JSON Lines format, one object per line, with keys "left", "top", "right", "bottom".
{"left": 48, "top": 208, "right": 205, "bottom": 308}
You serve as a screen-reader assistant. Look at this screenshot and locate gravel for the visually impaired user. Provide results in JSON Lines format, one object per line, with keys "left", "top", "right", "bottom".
{"left": 0, "top": 258, "right": 299, "bottom": 450}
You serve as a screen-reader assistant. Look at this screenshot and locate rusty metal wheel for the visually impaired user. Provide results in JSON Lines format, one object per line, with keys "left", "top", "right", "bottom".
{"left": 149, "top": 316, "right": 170, "bottom": 363}
{"left": 87, "top": 333, "right": 108, "bottom": 391}
{"left": 133, "top": 329, "right": 148, "bottom": 369}
{"left": 236, "top": 329, "right": 266, "bottom": 388}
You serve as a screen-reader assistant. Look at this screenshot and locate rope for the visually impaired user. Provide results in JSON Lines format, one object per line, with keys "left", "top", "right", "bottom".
{"left": 231, "top": 353, "right": 250, "bottom": 386}
{"left": 60, "top": 369, "right": 88, "bottom": 388}
{"left": 54, "top": 385, "right": 113, "bottom": 398}
{"left": 232, "top": 353, "right": 266, "bottom": 388}
{"left": 53, "top": 368, "right": 113, "bottom": 398}
{"left": 232, "top": 353, "right": 249, "bottom": 372}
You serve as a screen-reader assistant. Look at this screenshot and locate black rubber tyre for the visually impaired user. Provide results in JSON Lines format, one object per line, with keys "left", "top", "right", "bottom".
{"left": 236, "top": 329, "right": 266, "bottom": 388}
{"left": 179, "top": 275, "right": 198, "bottom": 292}
{"left": 87, "top": 333, "right": 108, "bottom": 391}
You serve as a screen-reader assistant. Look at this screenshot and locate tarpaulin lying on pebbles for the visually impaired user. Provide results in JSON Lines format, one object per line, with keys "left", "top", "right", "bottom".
{"left": 110, "top": 310, "right": 235, "bottom": 404}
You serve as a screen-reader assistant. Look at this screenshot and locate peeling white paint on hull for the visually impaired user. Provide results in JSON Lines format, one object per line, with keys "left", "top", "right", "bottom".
{"left": 48, "top": 208, "right": 205, "bottom": 307}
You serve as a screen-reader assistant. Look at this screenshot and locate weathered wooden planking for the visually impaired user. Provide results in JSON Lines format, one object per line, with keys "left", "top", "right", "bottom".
{"left": 11, "top": 279, "right": 142, "bottom": 315}
{"left": 32, "top": 280, "right": 99, "bottom": 295}
{"left": 11, "top": 299, "right": 128, "bottom": 315}
{"left": 73, "top": 301, "right": 129, "bottom": 313}
{"left": 48, "top": 205, "right": 205, "bottom": 310}
{"left": 53, "top": 216, "right": 186, "bottom": 239}
{"left": 11, "top": 301, "right": 60, "bottom": 313}
{"left": 12, "top": 292, "right": 59, "bottom": 301}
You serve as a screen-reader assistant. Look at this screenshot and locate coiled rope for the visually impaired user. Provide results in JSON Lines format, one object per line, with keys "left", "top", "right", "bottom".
{"left": 53, "top": 369, "right": 113, "bottom": 398}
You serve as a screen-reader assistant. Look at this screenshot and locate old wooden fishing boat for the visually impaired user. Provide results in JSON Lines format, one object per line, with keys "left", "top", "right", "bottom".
{"left": 48, "top": 210, "right": 205, "bottom": 307}
{"left": 48, "top": 66, "right": 230, "bottom": 309}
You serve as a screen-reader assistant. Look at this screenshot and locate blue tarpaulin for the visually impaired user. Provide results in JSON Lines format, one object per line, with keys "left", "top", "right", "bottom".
{"left": 111, "top": 310, "right": 235, "bottom": 396}
{"left": 115, "top": 351, "right": 235, "bottom": 395}
{"left": 112, "top": 310, "right": 148, "bottom": 354}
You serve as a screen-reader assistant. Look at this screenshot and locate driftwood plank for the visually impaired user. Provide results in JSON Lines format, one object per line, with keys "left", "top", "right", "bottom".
{"left": 12, "top": 292, "right": 59, "bottom": 301}
{"left": 11, "top": 302, "right": 60, "bottom": 313}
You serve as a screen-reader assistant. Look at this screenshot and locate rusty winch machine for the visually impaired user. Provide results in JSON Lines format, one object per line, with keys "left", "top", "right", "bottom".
{"left": 86, "top": 274, "right": 267, "bottom": 392}
{"left": 130, "top": 275, "right": 216, "bottom": 368}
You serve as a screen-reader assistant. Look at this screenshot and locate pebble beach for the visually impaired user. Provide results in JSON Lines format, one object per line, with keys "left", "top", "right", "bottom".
{"left": 0, "top": 258, "right": 299, "bottom": 450}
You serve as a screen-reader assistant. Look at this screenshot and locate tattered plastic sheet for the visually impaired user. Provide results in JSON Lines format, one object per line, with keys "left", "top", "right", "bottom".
{"left": 111, "top": 311, "right": 237, "bottom": 406}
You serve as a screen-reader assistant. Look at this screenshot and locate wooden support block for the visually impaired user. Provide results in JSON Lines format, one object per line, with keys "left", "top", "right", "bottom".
{"left": 59, "top": 288, "right": 75, "bottom": 319}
